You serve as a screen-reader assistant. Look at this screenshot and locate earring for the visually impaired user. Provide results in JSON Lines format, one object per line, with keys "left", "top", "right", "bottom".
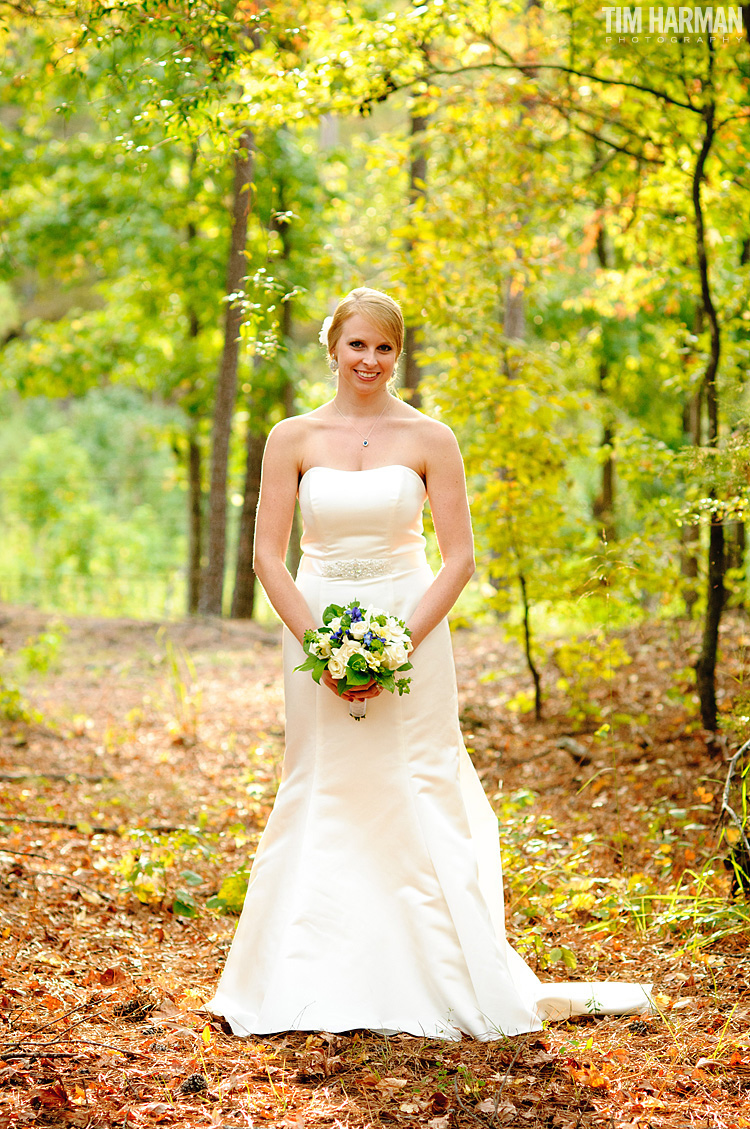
{"left": 329, "top": 356, "right": 339, "bottom": 373}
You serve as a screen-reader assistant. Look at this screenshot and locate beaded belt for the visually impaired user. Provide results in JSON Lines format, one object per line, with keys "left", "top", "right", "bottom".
{"left": 320, "top": 558, "right": 393, "bottom": 579}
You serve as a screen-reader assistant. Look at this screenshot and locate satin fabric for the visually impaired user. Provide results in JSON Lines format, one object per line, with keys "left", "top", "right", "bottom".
{"left": 208, "top": 465, "right": 652, "bottom": 1040}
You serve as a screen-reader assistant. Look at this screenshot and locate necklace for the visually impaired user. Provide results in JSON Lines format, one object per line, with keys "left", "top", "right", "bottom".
{"left": 332, "top": 396, "right": 391, "bottom": 447}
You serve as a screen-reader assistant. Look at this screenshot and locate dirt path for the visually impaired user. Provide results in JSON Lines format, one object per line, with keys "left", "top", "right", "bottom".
{"left": 0, "top": 603, "right": 748, "bottom": 1128}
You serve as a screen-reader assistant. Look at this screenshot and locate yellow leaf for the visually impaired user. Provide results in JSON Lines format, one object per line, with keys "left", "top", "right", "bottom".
{"left": 201, "top": 1024, "right": 212, "bottom": 1045}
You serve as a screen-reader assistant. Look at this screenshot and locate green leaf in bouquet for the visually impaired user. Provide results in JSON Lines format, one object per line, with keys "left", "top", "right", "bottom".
{"left": 322, "top": 603, "right": 345, "bottom": 625}
{"left": 344, "top": 666, "right": 373, "bottom": 687}
{"left": 397, "top": 661, "right": 413, "bottom": 673}
{"left": 293, "top": 655, "right": 327, "bottom": 683}
{"left": 301, "top": 630, "right": 317, "bottom": 655}
{"left": 348, "top": 653, "right": 369, "bottom": 672}
{"left": 396, "top": 678, "right": 412, "bottom": 695}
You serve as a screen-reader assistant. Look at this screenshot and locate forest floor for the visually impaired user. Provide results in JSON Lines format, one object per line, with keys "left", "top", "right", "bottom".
{"left": 0, "top": 602, "right": 749, "bottom": 1129}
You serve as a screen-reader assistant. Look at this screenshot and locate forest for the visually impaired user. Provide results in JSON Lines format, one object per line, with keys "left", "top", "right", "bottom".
{"left": 1, "top": 2, "right": 749, "bottom": 1128}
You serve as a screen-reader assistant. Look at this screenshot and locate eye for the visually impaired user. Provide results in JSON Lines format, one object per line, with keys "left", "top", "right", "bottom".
{"left": 348, "top": 339, "right": 364, "bottom": 347}
{"left": 378, "top": 344, "right": 393, "bottom": 352}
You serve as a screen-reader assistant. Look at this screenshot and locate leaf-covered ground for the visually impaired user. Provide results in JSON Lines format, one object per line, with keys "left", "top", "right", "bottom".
{"left": 1, "top": 603, "right": 749, "bottom": 1129}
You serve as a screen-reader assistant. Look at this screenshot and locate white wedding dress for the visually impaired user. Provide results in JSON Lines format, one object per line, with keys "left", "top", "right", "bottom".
{"left": 209, "top": 464, "right": 652, "bottom": 1040}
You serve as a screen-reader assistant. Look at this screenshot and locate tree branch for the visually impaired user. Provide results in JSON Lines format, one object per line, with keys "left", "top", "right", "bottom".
{"left": 425, "top": 61, "right": 699, "bottom": 113}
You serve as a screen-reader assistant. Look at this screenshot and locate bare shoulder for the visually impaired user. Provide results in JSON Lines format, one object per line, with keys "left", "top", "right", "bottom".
{"left": 399, "top": 408, "right": 462, "bottom": 472}
{"left": 419, "top": 415, "right": 460, "bottom": 452}
{"left": 265, "top": 411, "right": 320, "bottom": 456}
{"left": 266, "top": 413, "right": 315, "bottom": 443}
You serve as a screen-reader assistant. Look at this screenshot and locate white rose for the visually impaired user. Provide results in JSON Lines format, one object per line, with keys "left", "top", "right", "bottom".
{"left": 349, "top": 620, "right": 368, "bottom": 640}
{"left": 338, "top": 638, "right": 365, "bottom": 662}
{"left": 383, "top": 642, "right": 409, "bottom": 670}
{"left": 317, "top": 638, "right": 332, "bottom": 659}
{"left": 328, "top": 616, "right": 342, "bottom": 633}
{"left": 327, "top": 653, "right": 347, "bottom": 679}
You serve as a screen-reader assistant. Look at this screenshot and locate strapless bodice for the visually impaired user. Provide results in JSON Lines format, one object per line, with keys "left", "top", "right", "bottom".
{"left": 298, "top": 465, "right": 427, "bottom": 563}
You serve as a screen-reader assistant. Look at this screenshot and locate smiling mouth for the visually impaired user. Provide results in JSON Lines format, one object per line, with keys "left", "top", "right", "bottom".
{"left": 354, "top": 369, "right": 379, "bottom": 378}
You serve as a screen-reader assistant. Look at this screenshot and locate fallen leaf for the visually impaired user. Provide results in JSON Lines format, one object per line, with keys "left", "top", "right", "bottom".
{"left": 569, "top": 1063, "right": 611, "bottom": 1089}
{"left": 30, "top": 1081, "right": 70, "bottom": 1109}
{"left": 137, "top": 1103, "right": 173, "bottom": 1123}
{"left": 98, "top": 967, "right": 127, "bottom": 986}
{"left": 477, "top": 1097, "right": 517, "bottom": 1120}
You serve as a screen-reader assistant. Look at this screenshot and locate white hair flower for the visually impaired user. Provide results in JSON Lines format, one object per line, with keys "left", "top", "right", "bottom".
{"left": 319, "top": 315, "right": 333, "bottom": 349}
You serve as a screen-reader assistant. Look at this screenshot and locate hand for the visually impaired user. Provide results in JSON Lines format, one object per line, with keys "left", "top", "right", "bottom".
{"left": 321, "top": 669, "right": 383, "bottom": 702}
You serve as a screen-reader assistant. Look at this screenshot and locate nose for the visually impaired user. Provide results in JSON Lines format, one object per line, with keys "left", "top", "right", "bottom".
{"left": 361, "top": 347, "right": 379, "bottom": 366}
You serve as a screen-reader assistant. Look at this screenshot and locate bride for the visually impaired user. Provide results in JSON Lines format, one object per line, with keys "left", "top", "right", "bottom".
{"left": 208, "top": 286, "right": 652, "bottom": 1040}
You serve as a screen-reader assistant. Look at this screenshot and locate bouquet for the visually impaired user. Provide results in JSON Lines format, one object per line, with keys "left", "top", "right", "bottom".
{"left": 294, "top": 599, "right": 414, "bottom": 720}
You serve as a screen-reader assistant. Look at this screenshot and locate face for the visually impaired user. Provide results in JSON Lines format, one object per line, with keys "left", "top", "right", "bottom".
{"left": 333, "top": 313, "right": 397, "bottom": 397}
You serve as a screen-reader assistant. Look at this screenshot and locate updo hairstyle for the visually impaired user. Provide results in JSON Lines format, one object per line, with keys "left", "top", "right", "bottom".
{"left": 325, "top": 287, "right": 404, "bottom": 364}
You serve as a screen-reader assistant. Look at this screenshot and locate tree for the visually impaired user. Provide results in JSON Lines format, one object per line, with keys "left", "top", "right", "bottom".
{"left": 200, "top": 127, "right": 255, "bottom": 615}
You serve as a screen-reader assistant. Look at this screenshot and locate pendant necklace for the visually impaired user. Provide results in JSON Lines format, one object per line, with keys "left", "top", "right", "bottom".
{"left": 332, "top": 395, "right": 391, "bottom": 447}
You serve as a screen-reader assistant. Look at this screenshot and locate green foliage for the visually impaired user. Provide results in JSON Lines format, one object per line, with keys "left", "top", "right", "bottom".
{"left": 0, "top": 650, "right": 41, "bottom": 725}
{"left": 17, "top": 623, "right": 68, "bottom": 676}
{"left": 0, "top": 1, "right": 748, "bottom": 705}
{"left": 158, "top": 633, "right": 201, "bottom": 745}
{"left": 0, "top": 389, "right": 188, "bottom": 616}
{"left": 0, "top": 630, "right": 56, "bottom": 724}
{"left": 206, "top": 864, "right": 253, "bottom": 916}
{"left": 519, "top": 928, "right": 578, "bottom": 972}
{"left": 552, "top": 634, "right": 632, "bottom": 727}
{"left": 114, "top": 828, "right": 216, "bottom": 917}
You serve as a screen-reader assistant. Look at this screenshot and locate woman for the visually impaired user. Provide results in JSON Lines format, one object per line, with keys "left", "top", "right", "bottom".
{"left": 208, "top": 287, "right": 651, "bottom": 1040}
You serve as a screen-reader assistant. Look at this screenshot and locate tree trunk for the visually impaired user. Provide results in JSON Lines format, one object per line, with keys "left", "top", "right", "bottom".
{"left": 592, "top": 367, "right": 616, "bottom": 543}
{"left": 231, "top": 423, "right": 266, "bottom": 619}
{"left": 183, "top": 144, "right": 204, "bottom": 615}
{"left": 231, "top": 166, "right": 300, "bottom": 619}
{"left": 592, "top": 224, "right": 616, "bottom": 542}
{"left": 519, "top": 571, "right": 542, "bottom": 721}
{"left": 729, "top": 238, "right": 750, "bottom": 606}
{"left": 187, "top": 433, "right": 202, "bottom": 614}
{"left": 726, "top": 521, "right": 746, "bottom": 606}
{"left": 199, "top": 128, "right": 254, "bottom": 615}
{"left": 692, "top": 100, "right": 724, "bottom": 732}
{"left": 681, "top": 379, "right": 702, "bottom": 617}
{"left": 402, "top": 110, "right": 427, "bottom": 409}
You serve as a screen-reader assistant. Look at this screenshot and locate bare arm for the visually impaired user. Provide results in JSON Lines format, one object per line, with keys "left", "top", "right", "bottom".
{"left": 254, "top": 421, "right": 380, "bottom": 703}
{"left": 408, "top": 425, "right": 476, "bottom": 651}
{"left": 252, "top": 421, "right": 317, "bottom": 646}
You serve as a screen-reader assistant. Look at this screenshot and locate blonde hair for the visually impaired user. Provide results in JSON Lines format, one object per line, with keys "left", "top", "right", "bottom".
{"left": 326, "top": 287, "right": 404, "bottom": 362}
